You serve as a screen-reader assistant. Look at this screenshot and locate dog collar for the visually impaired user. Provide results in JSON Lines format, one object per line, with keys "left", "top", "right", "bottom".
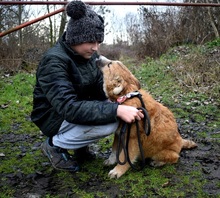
{"left": 117, "top": 91, "right": 141, "bottom": 104}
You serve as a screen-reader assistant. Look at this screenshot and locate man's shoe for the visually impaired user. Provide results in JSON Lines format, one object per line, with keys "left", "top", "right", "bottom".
{"left": 41, "top": 138, "right": 80, "bottom": 172}
{"left": 74, "top": 146, "right": 96, "bottom": 162}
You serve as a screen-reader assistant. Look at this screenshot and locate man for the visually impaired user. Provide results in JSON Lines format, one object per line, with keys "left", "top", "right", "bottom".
{"left": 31, "top": 0, "right": 143, "bottom": 172}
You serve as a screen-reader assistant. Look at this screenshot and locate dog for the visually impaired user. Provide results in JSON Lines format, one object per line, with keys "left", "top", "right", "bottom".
{"left": 96, "top": 56, "right": 197, "bottom": 179}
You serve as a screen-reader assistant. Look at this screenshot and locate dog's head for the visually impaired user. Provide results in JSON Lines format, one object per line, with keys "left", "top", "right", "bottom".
{"left": 96, "top": 55, "right": 141, "bottom": 102}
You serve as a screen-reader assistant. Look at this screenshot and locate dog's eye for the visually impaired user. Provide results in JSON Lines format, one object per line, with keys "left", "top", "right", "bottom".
{"left": 107, "top": 62, "right": 112, "bottom": 67}
{"left": 115, "top": 76, "right": 122, "bottom": 83}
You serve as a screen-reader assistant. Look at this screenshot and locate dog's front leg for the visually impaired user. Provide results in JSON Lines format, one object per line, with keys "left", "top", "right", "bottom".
{"left": 109, "top": 140, "right": 138, "bottom": 178}
{"left": 108, "top": 137, "right": 139, "bottom": 179}
{"left": 104, "top": 133, "right": 119, "bottom": 166}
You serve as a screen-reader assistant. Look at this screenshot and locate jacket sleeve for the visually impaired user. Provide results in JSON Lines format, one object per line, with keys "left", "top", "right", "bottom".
{"left": 37, "top": 55, "right": 119, "bottom": 125}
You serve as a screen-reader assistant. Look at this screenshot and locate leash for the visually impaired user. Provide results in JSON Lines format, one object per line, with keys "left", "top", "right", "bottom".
{"left": 116, "top": 91, "right": 151, "bottom": 171}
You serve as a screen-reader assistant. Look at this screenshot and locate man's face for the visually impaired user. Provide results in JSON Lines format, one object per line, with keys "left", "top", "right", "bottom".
{"left": 71, "top": 42, "right": 100, "bottom": 59}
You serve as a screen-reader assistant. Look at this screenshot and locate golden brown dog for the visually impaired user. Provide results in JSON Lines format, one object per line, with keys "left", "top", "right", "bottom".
{"left": 97, "top": 56, "right": 197, "bottom": 179}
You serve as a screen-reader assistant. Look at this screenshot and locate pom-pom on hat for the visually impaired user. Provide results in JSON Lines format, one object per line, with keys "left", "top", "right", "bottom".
{"left": 65, "top": 0, "right": 104, "bottom": 45}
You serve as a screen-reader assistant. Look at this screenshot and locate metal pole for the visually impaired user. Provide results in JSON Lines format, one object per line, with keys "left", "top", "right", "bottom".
{"left": 0, "top": 1, "right": 219, "bottom": 37}
{"left": 0, "top": 7, "right": 64, "bottom": 37}
{"left": 0, "top": 1, "right": 219, "bottom": 6}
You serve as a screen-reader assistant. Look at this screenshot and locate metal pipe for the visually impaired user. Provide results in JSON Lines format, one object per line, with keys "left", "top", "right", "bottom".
{"left": 0, "top": 1, "right": 219, "bottom": 7}
{"left": 1, "top": 1, "right": 219, "bottom": 37}
{"left": 0, "top": 7, "right": 64, "bottom": 37}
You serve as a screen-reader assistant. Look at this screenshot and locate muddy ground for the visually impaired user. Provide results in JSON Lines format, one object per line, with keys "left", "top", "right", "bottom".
{"left": 1, "top": 117, "right": 220, "bottom": 198}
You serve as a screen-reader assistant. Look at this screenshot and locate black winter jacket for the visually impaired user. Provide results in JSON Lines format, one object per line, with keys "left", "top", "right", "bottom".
{"left": 31, "top": 34, "right": 118, "bottom": 137}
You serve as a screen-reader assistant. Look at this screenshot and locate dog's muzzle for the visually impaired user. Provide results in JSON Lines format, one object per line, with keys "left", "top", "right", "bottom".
{"left": 96, "top": 55, "right": 111, "bottom": 68}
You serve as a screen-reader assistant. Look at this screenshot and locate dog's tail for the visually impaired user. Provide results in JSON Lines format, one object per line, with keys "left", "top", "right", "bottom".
{"left": 182, "top": 139, "right": 197, "bottom": 149}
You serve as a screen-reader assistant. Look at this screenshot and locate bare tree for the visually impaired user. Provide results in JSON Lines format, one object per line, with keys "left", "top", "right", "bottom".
{"left": 206, "top": 0, "right": 220, "bottom": 38}
{"left": 125, "top": 13, "right": 141, "bottom": 45}
{"left": 59, "top": 0, "right": 67, "bottom": 38}
{"left": 124, "top": 0, "right": 220, "bottom": 58}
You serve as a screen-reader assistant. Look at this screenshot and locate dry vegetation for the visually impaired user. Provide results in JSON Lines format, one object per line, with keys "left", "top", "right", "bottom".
{"left": 166, "top": 44, "right": 220, "bottom": 99}
{"left": 1, "top": 0, "right": 220, "bottom": 72}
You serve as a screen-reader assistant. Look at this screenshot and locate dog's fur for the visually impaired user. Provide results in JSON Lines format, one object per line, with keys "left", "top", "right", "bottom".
{"left": 97, "top": 56, "right": 197, "bottom": 179}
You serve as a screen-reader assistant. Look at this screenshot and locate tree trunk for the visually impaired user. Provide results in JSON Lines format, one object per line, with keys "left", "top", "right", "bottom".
{"left": 47, "top": 3, "right": 53, "bottom": 46}
{"left": 206, "top": 0, "right": 219, "bottom": 38}
{"left": 59, "top": 0, "right": 67, "bottom": 38}
{"left": 18, "top": 4, "right": 23, "bottom": 55}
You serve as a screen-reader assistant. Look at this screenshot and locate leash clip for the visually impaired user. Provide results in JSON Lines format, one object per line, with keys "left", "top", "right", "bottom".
{"left": 126, "top": 91, "right": 140, "bottom": 98}
{"left": 117, "top": 91, "right": 141, "bottom": 104}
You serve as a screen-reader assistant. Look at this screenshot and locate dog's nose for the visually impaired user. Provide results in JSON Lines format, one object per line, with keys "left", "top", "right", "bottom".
{"left": 95, "top": 58, "right": 103, "bottom": 68}
{"left": 96, "top": 55, "right": 111, "bottom": 68}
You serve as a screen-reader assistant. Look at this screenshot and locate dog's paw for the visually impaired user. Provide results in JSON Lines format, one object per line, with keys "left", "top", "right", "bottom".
{"left": 103, "top": 153, "right": 117, "bottom": 166}
{"left": 108, "top": 166, "right": 125, "bottom": 179}
{"left": 150, "top": 160, "right": 166, "bottom": 167}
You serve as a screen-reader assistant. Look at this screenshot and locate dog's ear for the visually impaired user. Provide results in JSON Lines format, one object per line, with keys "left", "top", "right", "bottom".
{"left": 117, "top": 61, "right": 141, "bottom": 89}
{"left": 133, "top": 78, "right": 141, "bottom": 89}
{"left": 96, "top": 55, "right": 112, "bottom": 68}
{"left": 129, "top": 75, "right": 141, "bottom": 89}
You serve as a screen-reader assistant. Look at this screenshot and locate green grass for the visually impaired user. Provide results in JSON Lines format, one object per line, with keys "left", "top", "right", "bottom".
{"left": 129, "top": 48, "right": 220, "bottom": 140}
{"left": 0, "top": 73, "right": 37, "bottom": 133}
{"left": 0, "top": 44, "right": 220, "bottom": 197}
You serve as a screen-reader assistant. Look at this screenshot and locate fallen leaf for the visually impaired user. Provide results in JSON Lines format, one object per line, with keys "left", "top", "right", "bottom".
{"left": 162, "top": 181, "right": 170, "bottom": 187}
{"left": 0, "top": 153, "right": 5, "bottom": 157}
{"left": 1, "top": 104, "right": 9, "bottom": 109}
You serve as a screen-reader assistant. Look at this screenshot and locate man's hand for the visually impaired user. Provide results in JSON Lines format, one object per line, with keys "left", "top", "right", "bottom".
{"left": 117, "top": 105, "right": 144, "bottom": 123}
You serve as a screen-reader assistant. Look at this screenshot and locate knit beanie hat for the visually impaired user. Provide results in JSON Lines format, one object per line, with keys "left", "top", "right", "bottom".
{"left": 65, "top": 0, "right": 104, "bottom": 45}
